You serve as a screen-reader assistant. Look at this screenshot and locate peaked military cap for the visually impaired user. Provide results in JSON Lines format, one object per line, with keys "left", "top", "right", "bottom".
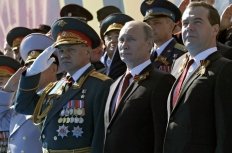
{"left": 20, "top": 33, "right": 56, "bottom": 64}
{"left": 100, "top": 13, "right": 134, "bottom": 39}
{"left": 0, "top": 55, "right": 21, "bottom": 77}
{"left": 51, "top": 17, "right": 101, "bottom": 49}
{"left": 97, "top": 6, "right": 122, "bottom": 22}
{"left": 60, "top": 4, "right": 93, "bottom": 22}
{"left": 32, "top": 24, "right": 51, "bottom": 34}
{"left": 140, "top": 0, "right": 181, "bottom": 23}
{"left": 6, "top": 27, "right": 33, "bottom": 51}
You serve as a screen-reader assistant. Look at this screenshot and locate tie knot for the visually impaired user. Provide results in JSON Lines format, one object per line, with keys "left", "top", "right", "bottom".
{"left": 66, "top": 76, "right": 74, "bottom": 83}
{"left": 124, "top": 73, "right": 132, "bottom": 80}
{"left": 186, "top": 59, "right": 194, "bottom": 69}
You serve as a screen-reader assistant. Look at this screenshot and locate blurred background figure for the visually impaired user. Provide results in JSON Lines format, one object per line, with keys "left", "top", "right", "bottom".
{"left": 100, "top": 13, "right": 134, "bottom": 79}
{"left": 3, "top": 41, "right": 15, "bottom": 59}
{"left": 140, "top": 0, "right": 186, "bottom": 73}
{"left": 97, "top": 5, "right": 122, "bottom": 25}
{"left": 6, "top": 27, "right": 33, "bottom": 64}
{"left": 0, "top": 55, "right": 21, "bottom": 153}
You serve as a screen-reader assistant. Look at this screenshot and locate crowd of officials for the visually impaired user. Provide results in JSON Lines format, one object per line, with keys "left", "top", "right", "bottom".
{"left": 1, "top": 0, "right": 232, "bottom": 153}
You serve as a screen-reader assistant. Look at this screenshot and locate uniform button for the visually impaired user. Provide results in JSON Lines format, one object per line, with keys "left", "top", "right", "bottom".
{"left": 21, "top": 150, "right": 25, "bottom": 153}
{"left": 107, "top": 129, "right": 111, "bottom": 134}
{"left": 22, "top": 136, "right": 26, "bottom": 140}
{"left": 42, "top": 134, "right": 46, "bottom": 139}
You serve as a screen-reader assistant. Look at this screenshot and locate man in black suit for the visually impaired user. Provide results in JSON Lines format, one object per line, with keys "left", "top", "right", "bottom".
{"left": 103, "top": 21, "right": 175, "bottom": 153}
{"left": 164, "top": 2, "right": 232, "bottom": 153}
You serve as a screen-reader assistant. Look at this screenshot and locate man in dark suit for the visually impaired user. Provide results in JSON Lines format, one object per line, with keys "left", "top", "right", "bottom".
{"left": 15, "top": 17, "right": 112, "bottom": 153}
{"left": 164, "top": 2, "right": 232, "bottom": 153}
{"left": 103, "top": 21, "right": 175, "bottom": 153}
{"left": 140, "top": 0, "right": 186, "bottom": 73}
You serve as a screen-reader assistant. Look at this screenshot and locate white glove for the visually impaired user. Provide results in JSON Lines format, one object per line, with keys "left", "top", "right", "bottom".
{"left": 26, "top": 45, "right": 56, "bottom": 76}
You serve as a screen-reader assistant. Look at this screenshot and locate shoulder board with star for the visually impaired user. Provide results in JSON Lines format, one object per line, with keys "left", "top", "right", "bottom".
{"left": 90, "top": 71, "right": 111, "bottom": 81}
{"left": 174, "top": 43, "right": 187, "bottom": 52}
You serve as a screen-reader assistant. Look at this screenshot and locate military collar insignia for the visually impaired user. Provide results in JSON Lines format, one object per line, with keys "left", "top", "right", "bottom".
{"left": 155, "top": 55, "right": 170, "bottom": 65}
{"left": 197, "top": 60, "right": 210, "bottom": 76}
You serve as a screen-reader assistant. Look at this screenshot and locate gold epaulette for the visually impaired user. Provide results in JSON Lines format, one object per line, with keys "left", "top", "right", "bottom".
{"left": 174, "top": 43, "right": 187, "bottom": 52}
{"left": 90, "top": 71, "right": 111, "bottom": 81}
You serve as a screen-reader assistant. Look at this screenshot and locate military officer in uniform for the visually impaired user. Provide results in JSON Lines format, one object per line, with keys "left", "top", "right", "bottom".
{"left": 15, "top": 17, "right": 112, "bottom": 153}
{"left": 1, "top": 33, "right": 59, "bottom": 153}
{"left": 6, "top": 27, "right": 33, "bottom": 63}
{"left": 100, "top": 13, "right": 133, "bottom": 80}
{"left": 140, "top": 0, "right": 186, "bottom": 73}
{"left": 0, "top": 56, "right": 21, "bottom": 153}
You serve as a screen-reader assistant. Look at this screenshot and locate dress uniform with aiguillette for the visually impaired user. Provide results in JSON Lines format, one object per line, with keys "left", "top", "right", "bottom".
{"left": 15, "top": 17, "right": 113, "bottom": 153}
{"left": 0, "top": 56, "right": 21, "bottom": 153}
{"left": 1, "top": 33, "right": 54, "bottom": 153}
{"left": 141, "top": 0, "right": 186, "bottom": 73}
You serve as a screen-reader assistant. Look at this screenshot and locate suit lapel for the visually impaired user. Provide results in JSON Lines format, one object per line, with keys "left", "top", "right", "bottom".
{"left": 105, "top": 76, "right": 122, "bottom": 124}
{"left": 108, "top": 65, "right": 152, "bottom": 126}
{"left": 171, "top": 51, "right": 221, "bottom": 112}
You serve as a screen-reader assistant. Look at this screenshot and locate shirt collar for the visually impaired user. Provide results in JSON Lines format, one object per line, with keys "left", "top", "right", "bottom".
{"left": 156, "top": 38, "right": 174, "bottom": 56}
{"left": 191, "top": 47, "right": 217, "bottom": 66}
{"left": 67, "top": 63, "right": 91, "bottom": 81}
{"left": 127, "top": 60, "right": 151, "bottom": 78}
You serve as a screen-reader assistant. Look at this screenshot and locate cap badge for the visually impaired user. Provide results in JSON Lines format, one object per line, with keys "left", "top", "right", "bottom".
{"left": 57, "top": 20, "right": 67, "bottom": 27}
{"left": 145, "top": 0, "right": 155, "bottom": 5}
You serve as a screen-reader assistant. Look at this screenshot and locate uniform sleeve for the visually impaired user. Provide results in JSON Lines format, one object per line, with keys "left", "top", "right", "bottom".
{"left": 14, "top": 73, "right": 41, "bottom": 115}
{"left": 91, "top": 79, "right": 112, "bottom": 153}
{"left": 0, "top": 90, "right": 14, "bottom": 131}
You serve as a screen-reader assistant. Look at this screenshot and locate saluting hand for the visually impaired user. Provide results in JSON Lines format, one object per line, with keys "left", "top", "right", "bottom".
{"left": 4, "top": 66, "right": 27, "bottom": 92}
{"left": 26, "top": 45, "right": 57, "bottom": 76}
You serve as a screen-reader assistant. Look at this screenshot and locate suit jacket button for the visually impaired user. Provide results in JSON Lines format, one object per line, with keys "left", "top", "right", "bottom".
{"left": 107, "top": 129, "right": 111, "bottom": 134}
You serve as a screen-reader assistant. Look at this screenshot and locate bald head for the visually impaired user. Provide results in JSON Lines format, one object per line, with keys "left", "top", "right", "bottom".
{"left": 121, "top": 21, "right": 154, "bottom": 41}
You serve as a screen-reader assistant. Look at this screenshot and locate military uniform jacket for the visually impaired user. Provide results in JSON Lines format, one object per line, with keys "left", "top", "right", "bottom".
{"left": 15, "top": 66, "right": 112, "bottom": 153}
{"left": 0, "top": 91, "right": 42, "bottom": 153}
{"left": 164, "top": 52, "right": 232, "bottom": 153}
{"left": 151, "top": 39, "right": 186, "bottom": 73}
{"left": 104, "top": 64, "right": 175, "bottom": 153}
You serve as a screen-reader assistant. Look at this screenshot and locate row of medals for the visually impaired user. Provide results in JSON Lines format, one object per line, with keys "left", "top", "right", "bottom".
{"left": 58, "top": 107, "right": 85, "bottom": 124}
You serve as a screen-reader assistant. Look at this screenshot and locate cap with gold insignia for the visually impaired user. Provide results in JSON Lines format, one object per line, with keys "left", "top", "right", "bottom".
{"left": 97, "top": 6, "right": 122, "bottom": 23}
{"left": 140, "top": 0, "right": 181, "bottom": 23}
{"left": 100, "top": 13, "right": 134, "bottom": 39}
{"left": 51, "top": 17, "right": 101, "bottom": 49}
{"left": 60, "top": 4, "right": 93, "bottom": 22}
{"left": 19, "top": 33, "right": 57, "bottom": 65}
{"left": 6, "top": 27, "right": 33, "bottom": 52}
{"left": 0, "top": 55, "right": 21, "bottom": 77}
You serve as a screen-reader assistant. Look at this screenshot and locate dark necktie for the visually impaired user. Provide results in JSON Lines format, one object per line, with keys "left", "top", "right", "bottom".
{"left": 152, "top": 51, "right": 158, "bottom": 61}
{"left": 115, "top": 73, "right": 132, "bottom": 111}
{"left": 172, "top": 59, "right": 194, "bottom": 108}
{"left": 64, "top": 76, "right": 74, "bottom": 92}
